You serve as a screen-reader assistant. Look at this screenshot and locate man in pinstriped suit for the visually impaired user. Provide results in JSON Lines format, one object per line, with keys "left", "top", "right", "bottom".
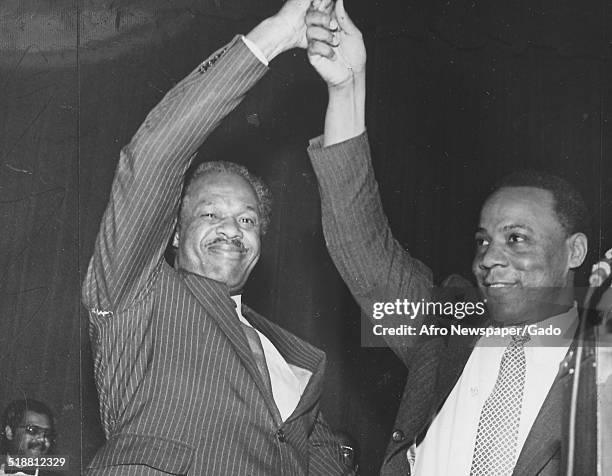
{"left": 82, "top": 1, "right": 351, "bottom": 474}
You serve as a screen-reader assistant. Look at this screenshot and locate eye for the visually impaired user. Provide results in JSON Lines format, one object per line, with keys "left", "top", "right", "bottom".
{"left": 508, "top": 233, "right": 526, "bottom": 244}
{"left": 475, "top": 236, "right": 489, "bottom": 247}
{"left": 239, "top": 217, "right": 256, "bottom": 227}
{"left": 201, "top": 212, "right": 216, "bottom": 219}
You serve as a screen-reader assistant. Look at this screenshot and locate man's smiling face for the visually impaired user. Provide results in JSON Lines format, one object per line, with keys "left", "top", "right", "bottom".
{"left": 174, "top": 171, "right": 261, "bottom": 294}
{"left": 472, "top": 186, "right": 585, "bottom": 325}
{"left": 6, "top": 411, "right": 53, "bottom": 458}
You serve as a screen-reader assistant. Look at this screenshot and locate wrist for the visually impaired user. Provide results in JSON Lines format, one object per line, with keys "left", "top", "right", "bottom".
{"left": 327, "top": 70, "right": 366, "bottom": 102}
{"left": 323, "top": 72, "right": 366, "bottom": 146}
{"left": 245, "top": 16, "right": 298, "bottom": 62}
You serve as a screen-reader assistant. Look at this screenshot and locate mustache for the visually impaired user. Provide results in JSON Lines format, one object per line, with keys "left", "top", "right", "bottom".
{"left": 206, "top": 237, "right": 246, "bottom": 250}
{"left": 27, "top": 442, "right": 48, "bottom": 450}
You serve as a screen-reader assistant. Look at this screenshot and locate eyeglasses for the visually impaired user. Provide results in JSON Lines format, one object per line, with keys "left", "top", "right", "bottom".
{"left": 17, "top": 425, "right": 55, "bottom": 440}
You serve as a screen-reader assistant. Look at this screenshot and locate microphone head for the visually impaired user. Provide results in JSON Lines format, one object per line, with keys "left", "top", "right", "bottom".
{"left": 589, "top": 261, "right": 611, "bottom": 287}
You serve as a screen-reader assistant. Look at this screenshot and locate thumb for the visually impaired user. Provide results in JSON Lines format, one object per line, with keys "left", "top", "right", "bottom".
{"left": 334, "top": 0, "right": 358, "bottom": 34}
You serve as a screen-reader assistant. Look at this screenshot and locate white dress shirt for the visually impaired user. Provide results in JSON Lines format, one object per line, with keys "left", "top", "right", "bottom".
{"left": 241, "top": 35, "right": 269, "bottom": 66}
{"left": 231, "top": 295, "right": 312, "bottom": 421}
{"left": 411, "top": 307, "right": 578, "bottom": 476}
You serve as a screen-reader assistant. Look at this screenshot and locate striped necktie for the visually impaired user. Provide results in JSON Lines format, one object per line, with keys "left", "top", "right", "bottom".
{"left": 241, "top": 322, "right": 274, "bottom": 397}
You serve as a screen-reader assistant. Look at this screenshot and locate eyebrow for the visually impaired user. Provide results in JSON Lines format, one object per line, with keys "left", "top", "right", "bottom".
{"left": 193, "top": 201, "right": 259, "bottom": 215}
{"left": 24, "top": 424, "right": 53, "bottom": 429}
{"left": 502, "top": 224, "right": 534, "bottom": 233}
{"left": 475, "top": 224, "right": 534, "bottom": 234}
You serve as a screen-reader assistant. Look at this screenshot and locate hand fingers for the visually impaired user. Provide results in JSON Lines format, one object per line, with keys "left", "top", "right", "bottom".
{"left": 334, "top": 0, "right": 359, "bottom": 35}
{"left": 306, "top": 25, "right": 339, "bottom": 47}
{"left": 307, "top": 39, "right": 336, "bottom": 60}
{"left": 305, "top": 9, "right": 336, "bottom": 29}
{"left": 311, "top": 0, "right": 334, "bottom": 13}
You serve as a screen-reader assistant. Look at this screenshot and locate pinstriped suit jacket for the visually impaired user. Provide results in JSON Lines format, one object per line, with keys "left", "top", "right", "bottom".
{"left": 307, "top": 133, "right": 595, "bottom": 475}
{"left": 82, "top": 37, "right": 349, "bottom": 475}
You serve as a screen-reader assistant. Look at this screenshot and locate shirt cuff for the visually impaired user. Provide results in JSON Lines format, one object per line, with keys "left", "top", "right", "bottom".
{"left": 307, "top": 130, "right": 368, "bottom": 153}
{"left": 241, "top": 35, "right": 269, "bottom": 67}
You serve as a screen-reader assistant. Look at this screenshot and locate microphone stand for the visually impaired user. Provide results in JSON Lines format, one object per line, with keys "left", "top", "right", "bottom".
{"left": 565, "top": 273, "right": 612, "bottom": 475}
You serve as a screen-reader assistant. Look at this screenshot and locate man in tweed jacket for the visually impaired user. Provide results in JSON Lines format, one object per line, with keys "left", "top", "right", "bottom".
{"left": 82, "top": 1, "right": 350, "bottom": 474}
{"left": 305, "top": 3, "right": 593, "bottom": 475}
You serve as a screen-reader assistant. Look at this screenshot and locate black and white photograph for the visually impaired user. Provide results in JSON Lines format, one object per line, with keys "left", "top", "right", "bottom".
{"left": 1, "top": 0, "right": 611, "bottom": 474}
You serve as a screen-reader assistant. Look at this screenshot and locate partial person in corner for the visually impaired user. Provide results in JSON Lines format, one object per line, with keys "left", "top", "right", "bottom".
{"left": 305, "top": 2, "right": 594, "bottom": 475}
{"left": 82, "top": 0, "right": 352, "bottom": 474}
{"left": 1, "top": 399, "right": 56, "bottom": 476}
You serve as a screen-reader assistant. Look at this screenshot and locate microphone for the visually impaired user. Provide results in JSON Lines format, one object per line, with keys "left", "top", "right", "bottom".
{"left": 593, "top": 249, "right": 612, "bottom": 315}
{"left": 589, "top": 248, "right": 612, "bottom": 287}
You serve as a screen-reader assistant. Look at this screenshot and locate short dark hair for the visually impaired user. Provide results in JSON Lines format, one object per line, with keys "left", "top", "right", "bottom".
{"left": 1, "top": 399, "right": 54, "bottom": 451}
{"left": 2, "top": 399, "right": 54, "bottom": 430}
{"left": 490, "top": 170, "right": 590, "bottom": 237}
{"left": 181, "top": 161, "right": 272, "bottom": 234}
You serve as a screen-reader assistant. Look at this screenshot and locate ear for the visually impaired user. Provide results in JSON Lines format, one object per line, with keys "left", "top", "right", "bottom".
{"left": 567, "top": 232, "right": 588, "bottom": 269}
{"left": 5, "top": 425, "right": 13, "bottom": 441}
{"left": 172, "top": 230, "right": 179, "bottom": 248}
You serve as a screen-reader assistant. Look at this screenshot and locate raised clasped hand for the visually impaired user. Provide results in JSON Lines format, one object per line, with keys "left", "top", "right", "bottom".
{"left": 306, "top": 0, "right": 366, "bottom": 88}
{"left": 272, "top": 0, "right": 329, "bottom": 50}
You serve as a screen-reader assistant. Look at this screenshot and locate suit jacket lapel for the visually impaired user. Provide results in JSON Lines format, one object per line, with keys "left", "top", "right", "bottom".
{"left": 180, "top": 272, "right": 283, "bottom": 424}
{"left": 243, "top": 306, "right": 326, "bottom": 422}
{"left": 244, "top": 307, "right": 324, "bottom": 371}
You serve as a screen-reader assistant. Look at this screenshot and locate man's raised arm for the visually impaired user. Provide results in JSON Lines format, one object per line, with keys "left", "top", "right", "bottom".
{"left": 305, "top": 0, "right": 433, "bottom": 355}
{"left": 83, "top": 0, "right": 315, "bottom": 313}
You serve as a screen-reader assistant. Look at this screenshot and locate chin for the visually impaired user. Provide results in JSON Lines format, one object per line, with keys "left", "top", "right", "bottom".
{"left": 203, "top": 270, "right": 245, "bottom": 293}
{"left": 226, "top": 277, "right": 248, "bottom": 294}
{"left": 196, "top": 263, "right": 243, "bottom": 282}
{"left": 25, "top": 449, "right": 47, "bottom": 458}
{"left": 486, "top": 304, "right": 525, "bottom": 325}
{"left": 487, "top": 299, "right": 568, "bottom": 325}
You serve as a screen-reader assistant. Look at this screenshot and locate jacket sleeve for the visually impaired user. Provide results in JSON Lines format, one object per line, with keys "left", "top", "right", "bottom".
{"left": 82, "top": 37, "right": 268, "bottom": 314}
{"left": 308, "top": 132, "right": 434, "bottom": 365}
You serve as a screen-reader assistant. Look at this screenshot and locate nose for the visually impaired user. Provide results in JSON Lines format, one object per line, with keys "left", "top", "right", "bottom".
{"left": 216, "top": 216, "right": 242, "bottom": 239}
{"left": 477, "top": 242, "right": 508, "bottom": 270}
{"left": 31, "top": 432, "right": 48, "bottom": 447}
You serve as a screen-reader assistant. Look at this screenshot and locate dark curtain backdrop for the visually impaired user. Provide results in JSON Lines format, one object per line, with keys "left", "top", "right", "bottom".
{"left": 2, "top": 0, "right": 612, "bottom": 474}
{"left": 0, "top": 46, "right": 82, "bottom": 468}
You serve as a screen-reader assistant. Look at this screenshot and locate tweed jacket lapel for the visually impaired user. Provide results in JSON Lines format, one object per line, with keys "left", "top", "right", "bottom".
{"left": 382, "top": 328, "right": 478, "bottom": 472}
{"left": 180, "top": 271, "right": 283, "bottom": 425}
{"left": 406, "top": 332, "right": 477, "bottom": 451}
{"left": 424, "top": 274, "right": 483, "bottom": 436}
{"left": 511, "top": 374, "right": 565, "bottom": 476}
{"left": 382, "top": 338, "right": 447, "bottom": 466}
{"left": 428, "top": 333, "right": 478, "bottom": 428}
{"left": 512, "top": 329, "right": 596, "bottom": 476}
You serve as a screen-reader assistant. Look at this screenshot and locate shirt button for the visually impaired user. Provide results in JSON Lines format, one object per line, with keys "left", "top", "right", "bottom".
{"left": 392, "top": 429, "right": 405, "bottom": 442}
{"left": 276, "top": 429, "right": 286, "bottom": 442}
